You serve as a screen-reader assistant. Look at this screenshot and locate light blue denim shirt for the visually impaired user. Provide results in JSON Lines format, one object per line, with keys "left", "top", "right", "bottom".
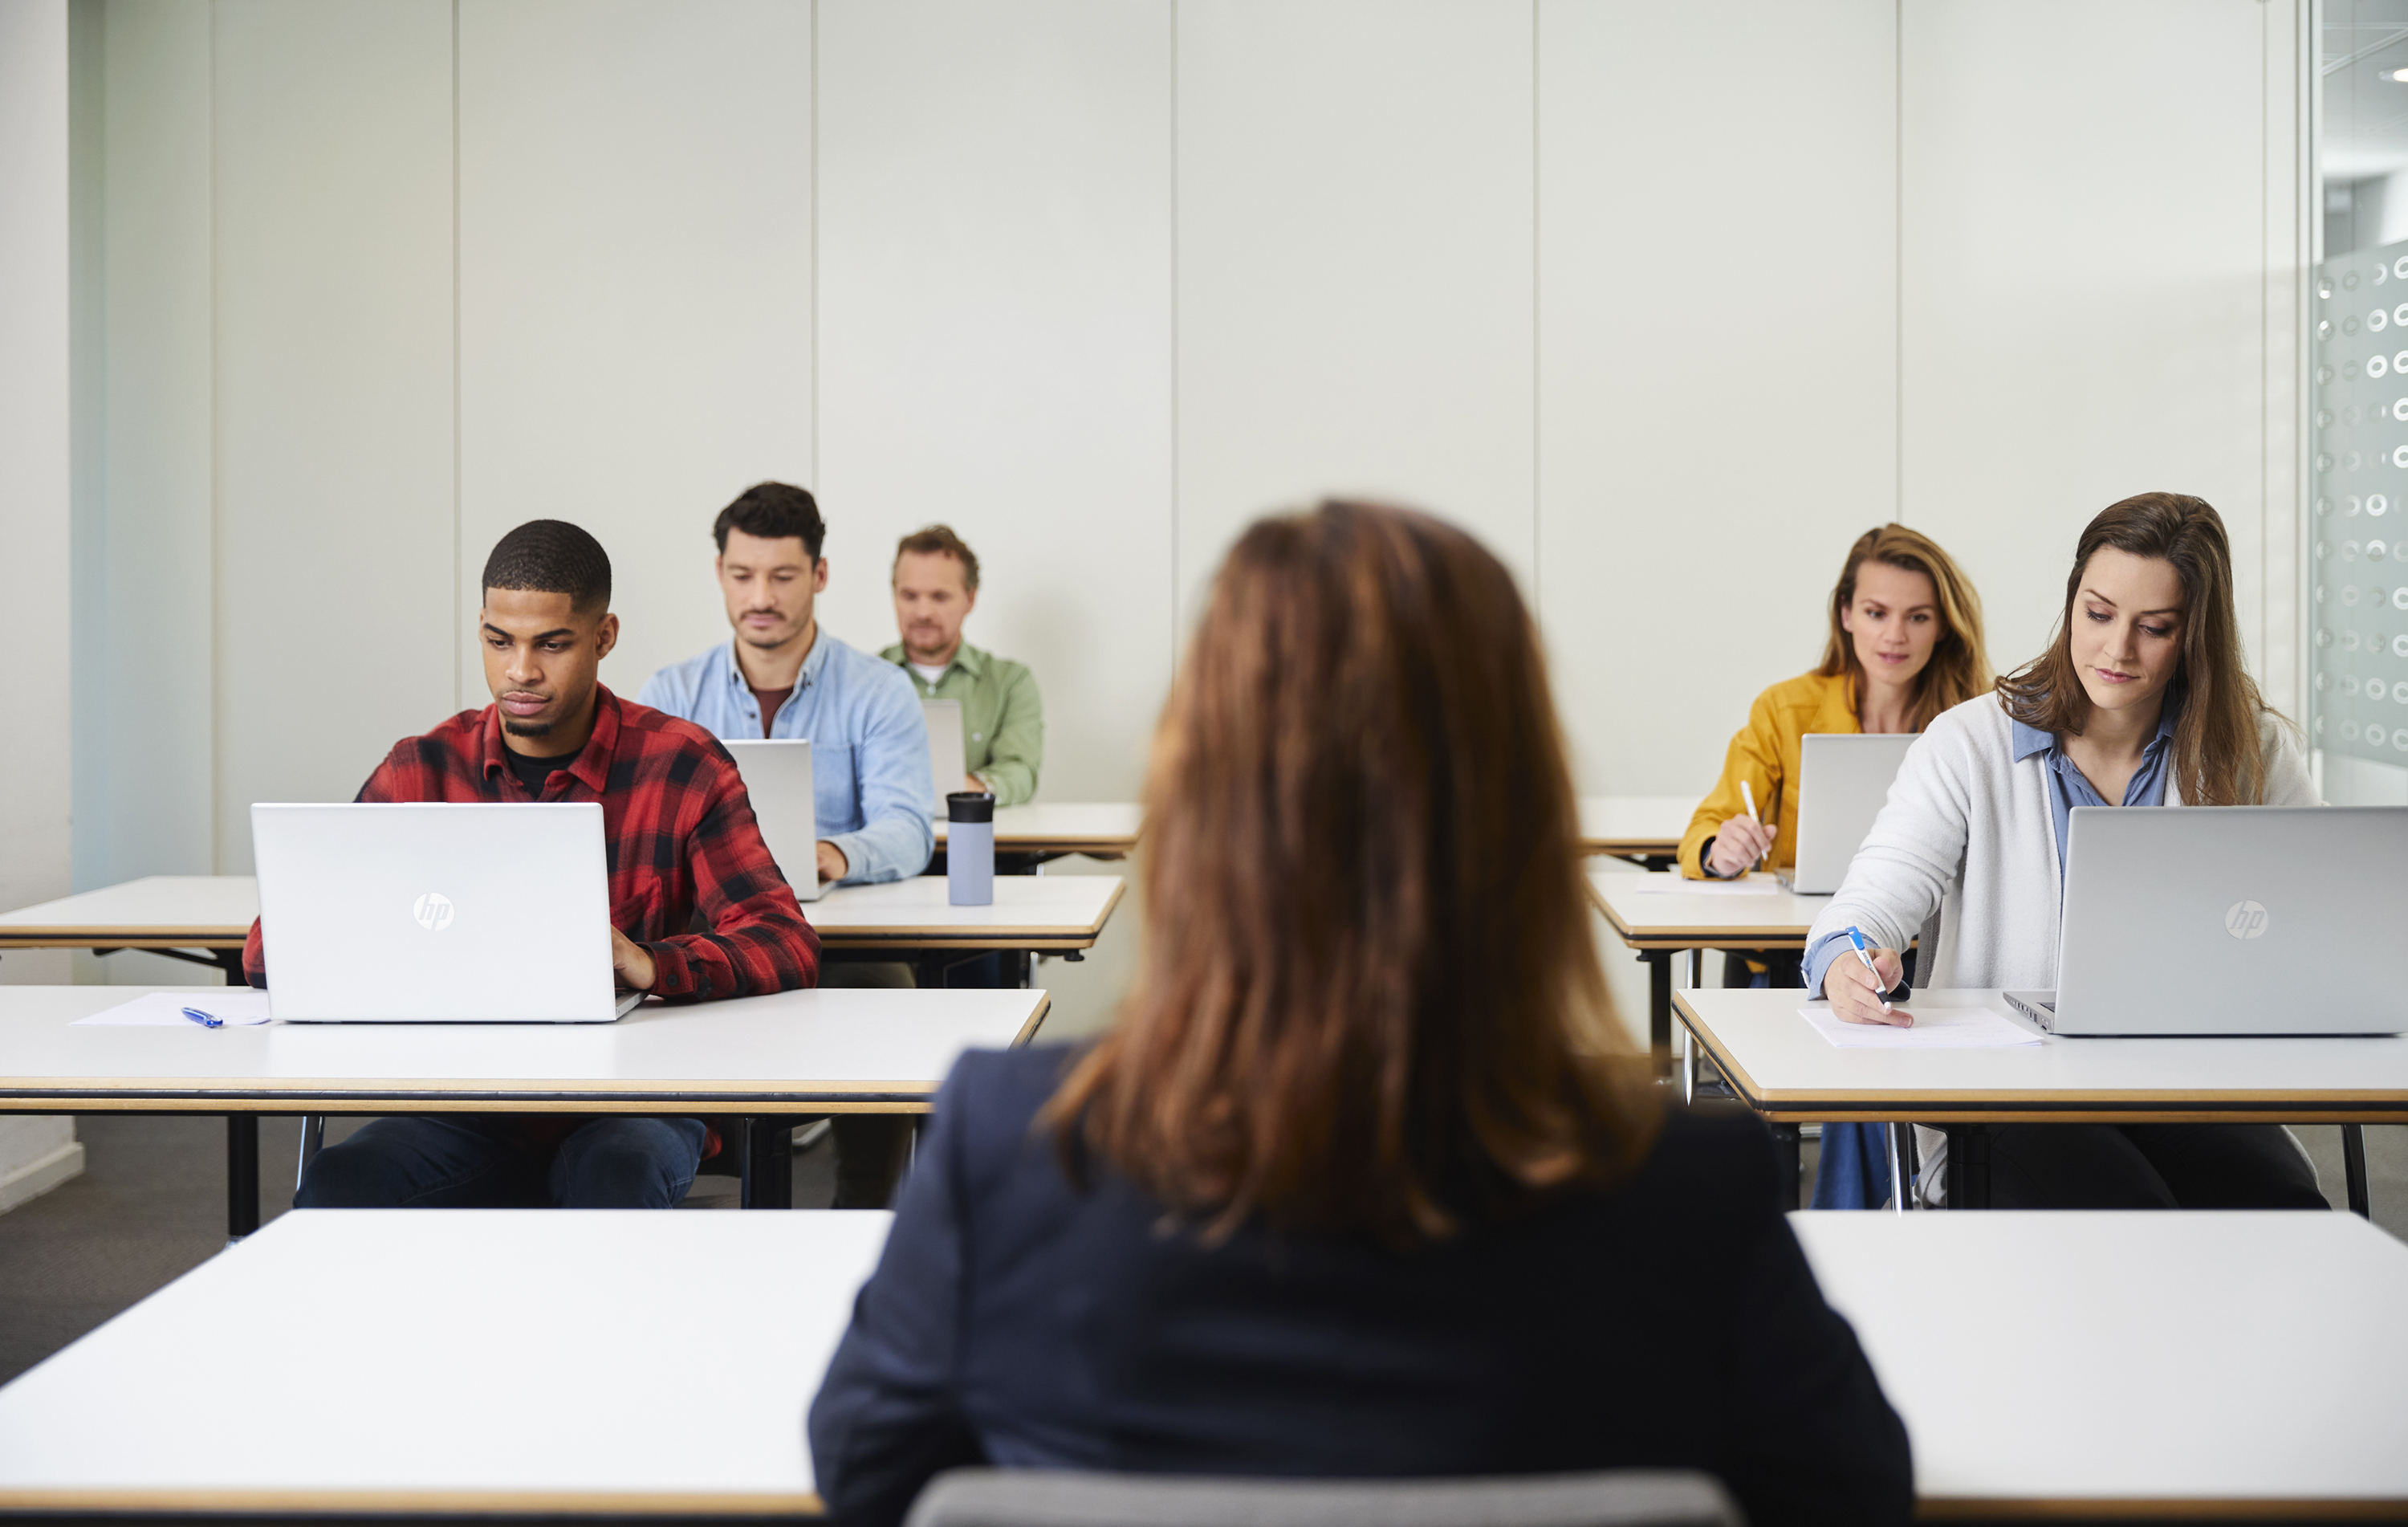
{"left": 637, "top": 631, "right": 935, "bottom": 885}
{"left": 1803, "top": 699, "right": 2180, "bottom": 1000}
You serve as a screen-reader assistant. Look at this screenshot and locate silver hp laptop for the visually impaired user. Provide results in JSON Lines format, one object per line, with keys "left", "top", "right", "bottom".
{"left": 921, "top": 698, "right": 966, "bottom": 803}
{"left": 720, "top": 739, "right": 828, "bottom": 902}
{"left": 2004, "top": 806, "right": 2408, "bottom": 1036}
{"left": 252, "top": 803, "right": 641, "bottom": 1023}
{"left": 1778, "top": 733, "right": 1918, "bottom": 894}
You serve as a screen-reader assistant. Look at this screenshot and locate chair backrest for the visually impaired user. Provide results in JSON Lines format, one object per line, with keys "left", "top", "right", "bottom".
{"left": 901, "top": 1468, "right": 1744, "bottom": 1527}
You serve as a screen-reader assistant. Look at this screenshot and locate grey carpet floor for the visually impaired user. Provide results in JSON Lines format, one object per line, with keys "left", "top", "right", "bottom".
{"left": 1, "top": 1117, "right": 2399, "bottom": 1387}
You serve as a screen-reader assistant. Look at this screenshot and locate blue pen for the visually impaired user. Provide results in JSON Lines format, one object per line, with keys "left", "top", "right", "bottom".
{"left": 180, "top": 1006, "right": 224, "bottom": 1029}
{"left": 1845, "top": 926, "right": 1894, "bottom": 1014}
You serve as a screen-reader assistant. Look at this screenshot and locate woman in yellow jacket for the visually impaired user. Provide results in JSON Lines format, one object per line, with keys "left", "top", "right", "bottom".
{"left": 1683, "top": 523, "right": 1991, "bottom": 888}
{"left": 1684, "top": 524, "right": 1989, "bottom": 1208}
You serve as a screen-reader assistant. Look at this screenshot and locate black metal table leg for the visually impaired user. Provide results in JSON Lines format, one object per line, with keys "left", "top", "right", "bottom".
{"left": 740, "top": 1117, "right": 794, "bottom": 1209}
{"left": 212, "top": 947, "right": 246, "bottom": 984}
{"left": 2343, "top": 1123, "right": 2371, "bottom": 1219}
{"left": 1767, "top": 1122, "right": 1801, "bottom": 1209}
{"left": 1639, "top": 949, "right": 1671, "bottom": 1056}
{"left": 226, "top": 1116, "right": 259, "bottom": 1240}
{"left": 1944, "top": 1123, "right": 1990, "bottom": 1210}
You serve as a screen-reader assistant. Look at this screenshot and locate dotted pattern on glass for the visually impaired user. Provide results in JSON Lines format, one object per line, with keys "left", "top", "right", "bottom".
{"left": 2312, "top": 242, "right": 2408, "bottom": 764}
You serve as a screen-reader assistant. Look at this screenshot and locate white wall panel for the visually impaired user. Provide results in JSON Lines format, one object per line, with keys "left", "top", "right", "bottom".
{"left": 815, "top": 0, "right": 1173, "bottom": 801}
{"left": 212, "top": 0, "right": 456, "bottom": 871}
{"left": 1174, "top": 0, "right": 1536, "bottom": 621}
{"left": 1902, "top": 0, "right": 2270, "bottom": 680}
{"left": 86, "top": 0, "right": 214, "bottom": 886}
{"left": 1536, "top": 0, "right": 1898, "bottom": 796}
{"left": 1, "top": 0, "right": 75, "bottom": 985}
{"left": 458, "top": 0, "right": 814, "bottom": 706}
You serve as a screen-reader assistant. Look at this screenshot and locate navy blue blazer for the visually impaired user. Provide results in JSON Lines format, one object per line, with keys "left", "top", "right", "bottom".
{"left": 807, "top": 1047, "right": 1912, "bottom": 1527}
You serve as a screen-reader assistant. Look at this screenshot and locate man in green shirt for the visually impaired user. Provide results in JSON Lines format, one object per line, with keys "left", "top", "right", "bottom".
{"left": 881, "top": 524, "right": 1043, "bottom": 806}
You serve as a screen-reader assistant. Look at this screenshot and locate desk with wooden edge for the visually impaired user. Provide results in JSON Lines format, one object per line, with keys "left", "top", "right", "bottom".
{"left": 932, "top": 801, "right": 1142, "bottom": 861}
{"left": 1675, "top": 986, "right": 2408, "bottom": 1214}
{"left": 1794, "top": 1210, "right": 2408, "bottom": 1521}
{"left": 0, "top": 1209, "right": 886, "bottom": 1520}
{"left": 1574, "top": 795, "right": 1694, "bottom": 868}
{"left": 1584, "top": 869, "right": 1826, "bottom": 1055}
{"left": 0, "top": 983, "right": 1046, "bottom": 1230}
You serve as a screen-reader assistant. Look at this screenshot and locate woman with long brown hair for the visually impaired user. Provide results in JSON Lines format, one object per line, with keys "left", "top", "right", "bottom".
{"left": 810, "top": 502, "right": 1911, "bottom": 1527}
{"left": 1809, "top": 493, "right": 2325, "bottom": 1207}
{"left": 1678, "top": 523, "right": 1989, "bottom": 1207}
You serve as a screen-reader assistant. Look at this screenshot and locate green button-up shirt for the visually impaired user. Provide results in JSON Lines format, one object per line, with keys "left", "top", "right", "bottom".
{"left": 878, "top": 639, "right": 1043, "bottom": 807}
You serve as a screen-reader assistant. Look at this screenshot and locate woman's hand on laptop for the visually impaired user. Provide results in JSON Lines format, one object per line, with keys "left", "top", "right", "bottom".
{"left": 610, "top": 926, "right": 657, "bottom": 992}
{"left": 1823, "top": 944, "right": 1910, "bottom": 1027}
{"left": 1706, "top": 816, "right": 1774, "bottom": 878}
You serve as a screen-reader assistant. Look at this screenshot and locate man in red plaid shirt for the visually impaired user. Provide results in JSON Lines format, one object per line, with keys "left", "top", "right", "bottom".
{"left": 253, "top": 520, "right": 820, "bottom": 1208}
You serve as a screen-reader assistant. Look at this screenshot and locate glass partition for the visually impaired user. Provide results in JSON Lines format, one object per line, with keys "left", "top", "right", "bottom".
{"left": 2309, "top": 247, "right": 2408, "bottom": 764}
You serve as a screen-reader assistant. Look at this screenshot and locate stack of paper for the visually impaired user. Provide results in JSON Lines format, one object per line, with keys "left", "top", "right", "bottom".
{"left": 74, "top": 991, "right": 275, "bottom": 1027}
{"left": 1796, "top": 1004, "right": 2042, "bottom": 1049}
{"left": 1624, "top": 875, "right": 1784, "bottom": 897}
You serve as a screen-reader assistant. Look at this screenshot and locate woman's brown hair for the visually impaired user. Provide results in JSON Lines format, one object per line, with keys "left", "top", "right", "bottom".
{"left": 1997, "top": 492, "right": 2273, "bottom": 806}
{"left": 1817, "top": 523, "right": 1991, "bottom": 730}
{"left": 1044, "top": 501, "right": 1660, "bottom": 1245}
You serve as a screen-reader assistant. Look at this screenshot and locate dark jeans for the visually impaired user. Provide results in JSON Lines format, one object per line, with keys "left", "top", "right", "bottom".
{"left": 295, "top": 1115, "right": 710, "bottom": 1208}
{"left": 829, "top": 1116, "right": 915, "bottom": 1208}
{"left": 1983, "top": 1122, "right": 2328, "bottom": 1209}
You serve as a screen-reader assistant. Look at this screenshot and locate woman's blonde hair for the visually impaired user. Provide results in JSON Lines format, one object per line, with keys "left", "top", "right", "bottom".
{"left": 1043, "top": 501, "right": 1660, "bottom": 1246}
{"left": 1997, "top": 493, "right": 2274, "bottom": 805}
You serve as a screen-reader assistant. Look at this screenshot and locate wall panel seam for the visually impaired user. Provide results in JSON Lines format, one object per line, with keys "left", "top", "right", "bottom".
{"left": 451, "top": 0, "right": 462, "bottom": 713}
{"left": 205, "top": 0, "right": 221, "bottom": 873}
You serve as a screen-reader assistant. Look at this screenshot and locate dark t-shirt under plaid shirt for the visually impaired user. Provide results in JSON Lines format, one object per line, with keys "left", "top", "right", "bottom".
{"left": 244, "top": 686, "right": 820, "bottom": 999}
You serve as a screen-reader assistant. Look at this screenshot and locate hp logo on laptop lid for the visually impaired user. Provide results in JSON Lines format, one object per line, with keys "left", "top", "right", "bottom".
{"left": 2224, "top": 899, "right": 2269, "bottom": 940}
{"left": 412, "top": 893, "right": 456, "bottom": 932}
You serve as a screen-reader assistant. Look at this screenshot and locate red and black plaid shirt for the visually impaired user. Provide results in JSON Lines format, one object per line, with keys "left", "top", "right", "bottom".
{"left": 244, "top": 686, "right": 820, "bottom": 1000}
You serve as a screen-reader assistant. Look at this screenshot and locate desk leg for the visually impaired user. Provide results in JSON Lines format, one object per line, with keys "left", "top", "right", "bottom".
{"left": 2343, "top": 1124, "right": 2371, "bottom": 1219}
{"left": 212, "top": 947, "right": 246, "bottom": 985}
{"left": 226, "top": 1117, "right": 259, "bottom": 1241}
{"left": 1887, "top": 1122, "right": 1907, "bottom": 1214}
{"left": 740, "top": 1118, "right": 794, "bottom": 1210}
{"left": 1943, "top": 1124, "right": 1990, "bottom": 1210}
{"left": 1640, "top": 950, "right": 1671, "bottom": 1057}
{"left": 1768, "top": 1122, "right": 1800, "bottom": 1209}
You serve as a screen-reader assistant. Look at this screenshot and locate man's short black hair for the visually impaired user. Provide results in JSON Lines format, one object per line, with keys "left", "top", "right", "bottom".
{"left": 714, "top": 481, "right": 826, "bottom": 561}
{"left": 482, "top": 519, "right": 612, "bottom": 614}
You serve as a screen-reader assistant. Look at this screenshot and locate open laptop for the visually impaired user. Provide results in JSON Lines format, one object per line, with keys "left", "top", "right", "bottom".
{"left": 1777, "top": 733, "right": 1918, "bottom": 894}
{"left": 720, "top": 739, "right": 828, "bottom": 902}
{"left": 922, "top": 698, "right": 966, "bottom": 803}
{"left": 2003, "top": 805, "right": 2408, "bottom": 1036}
{"left": 252, "top": 802, "right": 642, "bottom": 1023}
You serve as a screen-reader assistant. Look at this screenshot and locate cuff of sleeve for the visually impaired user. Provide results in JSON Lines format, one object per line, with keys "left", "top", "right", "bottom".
{"left": 1801, "top": 931, "right": 1853, "bottom": 1002}
{"left": 1698, "top": 837, "right": 1731, "bottom": 878}
{"left": 645, "top": 939, "right": 696, "bottom": 1000}
{"left": 824, "top": 830, "right": 872, "bottom": 886}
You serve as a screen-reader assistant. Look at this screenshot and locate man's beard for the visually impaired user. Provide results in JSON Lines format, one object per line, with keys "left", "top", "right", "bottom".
{"left": 502, "top": 717, "right": 553, "bottom": 738}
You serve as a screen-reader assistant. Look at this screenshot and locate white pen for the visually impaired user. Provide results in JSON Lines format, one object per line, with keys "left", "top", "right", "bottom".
{"left": 1739, "top": 780, "right": 1766, "bottom": 869}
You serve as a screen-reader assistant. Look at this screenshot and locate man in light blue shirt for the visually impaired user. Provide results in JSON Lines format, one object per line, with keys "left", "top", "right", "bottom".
{"left": 639, "top": 482, "right": 934, "bottom": 888}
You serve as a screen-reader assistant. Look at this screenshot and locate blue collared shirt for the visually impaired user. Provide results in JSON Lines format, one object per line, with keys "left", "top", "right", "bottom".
{"left": 637, "top": 631, "right": 934, "bottom": 885}
{"left": 1802, "top": 701, "right": 2181, "bottom": 999}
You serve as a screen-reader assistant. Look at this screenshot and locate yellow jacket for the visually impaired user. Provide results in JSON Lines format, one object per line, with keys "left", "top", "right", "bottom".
{"left": 1680, "top": 670, "right": 1861, "bottom": 878}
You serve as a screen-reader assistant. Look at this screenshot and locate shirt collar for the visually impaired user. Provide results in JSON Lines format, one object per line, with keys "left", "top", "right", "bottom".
{"left": 2011, "top": 693, "right": 2183, "bottom": 764}
{"left": 481, "top": 685, "right": 619, "bottom": 794}
{"left": 721, "top": 626, "right": 835, "bottom": 690}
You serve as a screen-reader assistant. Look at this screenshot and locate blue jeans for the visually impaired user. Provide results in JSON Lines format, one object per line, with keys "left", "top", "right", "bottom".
{"left": 295, "top": 1115, "right": 710, "bottom": 1208}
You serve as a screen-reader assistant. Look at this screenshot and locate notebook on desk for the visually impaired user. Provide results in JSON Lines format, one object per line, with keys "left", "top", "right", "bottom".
{"left": 251, "top": 802, "right": 643, "bottom": 1023}
{"left": 2003, "top": 805, "right": 2408, "bottom": 1036}
{"left": 721, "top": 739, "right": 829, "bottom": 902}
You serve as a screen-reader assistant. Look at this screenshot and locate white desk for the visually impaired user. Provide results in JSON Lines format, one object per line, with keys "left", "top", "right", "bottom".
{"left": 1679, "top": 986, "right": 2408, "bottom": 1209}
{"left": 1796, "top": 1211, "right": 2408, "bottom": 1517}
{"left": 810, "top": 875, "right": 1123, "bottom": 953}
{"left": 1574, "top": 795, "right": 1693, "bottom": 862}
{"left": 1585, "top": 869, "right": 1828, "bottom": 1053}
{"left": 0, "top": 1209, "right": 892, "bottom": 1516}
{"left": 933, "top": 801, "right": 1141, "bottom": 858}
{"left": 0, "top": 983, "right": 1047, "bottom": 1116}
{"left": 10, "top": 1208, "right": 2400, "bottom": 1521}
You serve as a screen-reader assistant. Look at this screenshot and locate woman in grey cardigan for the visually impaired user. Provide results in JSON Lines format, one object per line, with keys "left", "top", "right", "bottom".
{"left": 1807, "top": 492, "right": 2328, "bottom": 1208}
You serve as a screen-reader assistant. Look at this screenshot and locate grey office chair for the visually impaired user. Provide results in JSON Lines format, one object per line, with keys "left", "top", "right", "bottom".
{"left": 901, "top": 1468, "right": 1743, "bottom": 1527}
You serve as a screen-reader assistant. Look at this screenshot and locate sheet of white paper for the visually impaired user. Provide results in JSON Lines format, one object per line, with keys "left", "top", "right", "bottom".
{"left": 74, "top": 990, "right": 275, "bottom": 1028}
{"left": 1796, "top": 1003, "right": 2042, "bottom": 1049}
{"left": 1623, "top": 876, "right": 1785, "bottom": 896}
